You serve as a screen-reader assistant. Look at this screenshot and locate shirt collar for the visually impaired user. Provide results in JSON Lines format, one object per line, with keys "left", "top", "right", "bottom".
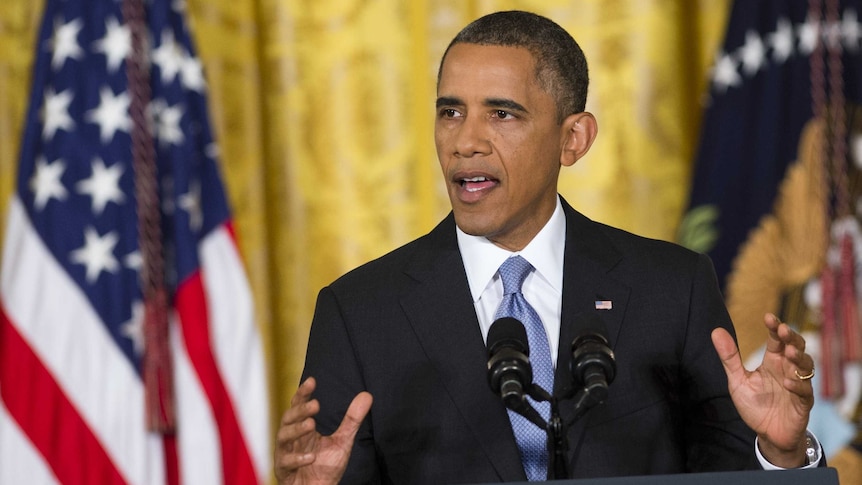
{"left": 457, "top": 196, "right": 566, "bottom": 302}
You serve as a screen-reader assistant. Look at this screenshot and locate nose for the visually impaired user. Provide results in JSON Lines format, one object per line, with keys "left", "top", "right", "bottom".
{"left": 454, "top": 115, "right": 491, "bottom": 158}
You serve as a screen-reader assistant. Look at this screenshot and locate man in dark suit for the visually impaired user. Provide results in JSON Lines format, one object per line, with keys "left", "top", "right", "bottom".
{"left": 275, "top": 11, "right": 820, "bottom": 484}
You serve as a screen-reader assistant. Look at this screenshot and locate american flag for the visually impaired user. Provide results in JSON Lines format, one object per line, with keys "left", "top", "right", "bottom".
{"left": 595, "top": 300, "right": 612, "bottom": 310}
{"left": 0, "top": 0, "right": 269, "bottom": 483}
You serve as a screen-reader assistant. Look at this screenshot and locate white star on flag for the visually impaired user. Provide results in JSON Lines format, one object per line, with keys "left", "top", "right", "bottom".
{"left": 740, "top": 30, "right": 766, "bottom": 75}
{"left": 69, "top": 226, "right": 120, "bottom": 283}
{"left": 205, "top": 143, "right": 220, "bottom": 159}
{"left": 124, "top": 250, "right": 143, "bottom": 271}
{"left": 153, "top": 100, "right": 185, "bottom": 145}
{"left": 178, "top": 181, "right": 203, "bottom": 231}
{"left": 181, "top": 55, "right": 206, "bottom": 92}
{"left": 29, "top": 156, "right": 68, "bottom": 210}
{"left": 75, "top": 158, "right": 126, "bottom": 214}
{"left": 93, "top": 16, "right": 131, "bottom": 73}
{"left": 42, "top": 88, "right": 75, "bottom": 139}
{"left": 152, "top": 29, "right": 184, "bottom": 83}
{"left": 842, "top": 9, "right": 862, "bottom": 52}
{"left": 50, "top": 17, "right": 84, "bottom": 70}
{"left": 120, "top": 301, "right": 146, "bottom": 356}
{"left": 798, "top": 14, "right": 821, "bottom": 55}
{"left": 768, "top": 19, "right": 795, "bottom": 62}
{"left": 711, "top": 51, "right": 742, "bottom": 93}
{"left": 85, "top": 86, "right": 131, "bottom": 143}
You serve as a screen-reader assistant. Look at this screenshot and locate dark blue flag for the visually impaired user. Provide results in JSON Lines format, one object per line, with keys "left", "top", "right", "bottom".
{"left": 681, "top": 0, "right": 862, "bottom": 463}
{"left": 682, "top": 0, "right": 862, "bottom": 288}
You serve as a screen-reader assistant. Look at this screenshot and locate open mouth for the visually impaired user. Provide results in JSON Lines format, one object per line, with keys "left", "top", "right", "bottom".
{"left": 460, "top": 176, "right": 497, "bottom": 192}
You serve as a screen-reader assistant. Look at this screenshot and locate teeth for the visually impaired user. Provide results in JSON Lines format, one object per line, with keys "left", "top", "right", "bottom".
{"left": 462, "top": 177, "right": 487, "bottom": 182}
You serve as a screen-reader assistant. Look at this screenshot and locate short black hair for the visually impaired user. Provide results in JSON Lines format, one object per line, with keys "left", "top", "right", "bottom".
{"left": 437, "top": 10, "right": 589, "bottom": 121}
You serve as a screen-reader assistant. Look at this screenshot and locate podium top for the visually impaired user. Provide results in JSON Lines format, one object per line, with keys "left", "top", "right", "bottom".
{"left": 467, "top": 467, "right": 839, "bottom": 485}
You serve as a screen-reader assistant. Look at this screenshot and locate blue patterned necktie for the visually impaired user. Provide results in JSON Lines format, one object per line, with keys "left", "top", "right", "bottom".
{"left": 495, "top": 255, "right": 553, "bottom": 481}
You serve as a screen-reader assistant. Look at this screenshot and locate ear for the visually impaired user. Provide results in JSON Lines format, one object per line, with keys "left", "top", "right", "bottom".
{"left": 560, "top": 112, "right": 598, "bottom": 167}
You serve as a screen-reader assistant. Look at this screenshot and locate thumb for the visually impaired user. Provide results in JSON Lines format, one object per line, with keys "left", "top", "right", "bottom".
{"left": 334, "top": 392, "right": 373, "bottom": 442}
{"left": 711, "top": 327, "right": 745, "bottom": 384}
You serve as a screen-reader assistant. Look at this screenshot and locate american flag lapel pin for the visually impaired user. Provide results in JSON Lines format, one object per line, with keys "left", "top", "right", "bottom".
{"left": 595, "top": 300, "right": 612, "bottom": 310}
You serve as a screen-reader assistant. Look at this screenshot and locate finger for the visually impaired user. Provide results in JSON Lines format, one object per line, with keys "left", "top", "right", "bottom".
{"left": 275, "top": 448, "right": 316, "bottom": 471}
{"left": 281, "top": 378, "right": 319, "bottom": 429}
{"left": 711, "top": 328, "right": 746, "bottom": 383}
{"left": 276, "top": 413, "right": 318, "bottom": 449}
{"left": 782, "top": 373, "right": 816, "bottom": 401}
{"left": 290, "top": 377, "right": 317, "bottom": 408}
{"left": 333, "top": 392, "right": 373, "bottom": 442}
{"left": 274, "top": 449, "right": 316, "bottom": 482}
{"left": 763, "top": 313, "right": 786, "bottom": 354}
{"left": 277, "top": 380, "right": 323, "bottom": 452}
{"left": 772, "top": 322, "right": 811, "bottom": 382}
{"left": 282, "top": 395, "right": 321, "bottom": 426}
{"left": 776, "top": 322, "right": 807, "bottom": 353}
{"left": 782, "top": 343, "right": 816, "bottom": 397}
{"left": 784, "top": 343, "right": 815, "bottom": 371}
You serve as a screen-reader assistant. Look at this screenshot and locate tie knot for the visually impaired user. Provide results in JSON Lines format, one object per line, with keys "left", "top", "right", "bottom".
{"left": 498, "top": 256, "right": 533, "bottom": 295}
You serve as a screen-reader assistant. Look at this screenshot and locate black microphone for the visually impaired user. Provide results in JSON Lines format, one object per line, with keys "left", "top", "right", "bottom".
{"left": 570, "top": 314, "right": 616, "bottom": 405}
{"left": 486, "top": 317, "right": 533, "bottom": 412}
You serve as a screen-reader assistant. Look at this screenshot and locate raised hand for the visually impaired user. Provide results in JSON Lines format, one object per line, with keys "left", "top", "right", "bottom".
{"left": 274, "top": 377, "right": 373, "bottom": 485}
{"left": 711, "top": 313, "right": 815, "bottom": 468}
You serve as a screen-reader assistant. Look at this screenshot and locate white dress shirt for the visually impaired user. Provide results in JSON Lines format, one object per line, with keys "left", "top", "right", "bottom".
{"left": 457, "top": 197, "right": 566, "bottom": 367}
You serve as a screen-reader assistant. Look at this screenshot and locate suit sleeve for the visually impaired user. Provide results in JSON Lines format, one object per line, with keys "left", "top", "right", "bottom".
{"left": 301, "top": 286, "right": 383, "bottom": 483}
{"left": 680, "top": 253, "right": 759, "bottom": 471}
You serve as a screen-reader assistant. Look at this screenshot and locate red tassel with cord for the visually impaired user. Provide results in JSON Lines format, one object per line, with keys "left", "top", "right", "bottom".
{"left": 820, "top": 265, "right": 844, "bottom": 398}
{"left": 839, "top": 233, "right": 861, "bottom": 361}
{"left": 143, "top": 287, "right": 176, "bottom": 432}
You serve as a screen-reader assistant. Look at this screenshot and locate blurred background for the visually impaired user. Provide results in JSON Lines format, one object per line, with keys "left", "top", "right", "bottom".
{"left": 1, "top": 0, "right": 728, "bottom": 431}
{"left": 2, "top": 0, "right": 861, "bottom": 483}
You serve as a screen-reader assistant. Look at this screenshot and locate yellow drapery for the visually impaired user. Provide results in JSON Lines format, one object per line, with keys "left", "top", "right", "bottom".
{"left": 0, "top": 0, "right": 729, "bottom": 470}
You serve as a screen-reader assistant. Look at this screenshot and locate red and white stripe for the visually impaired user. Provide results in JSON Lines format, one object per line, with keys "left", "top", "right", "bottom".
{"left": 0, "top": 197, "right": 269, "bottom": 484}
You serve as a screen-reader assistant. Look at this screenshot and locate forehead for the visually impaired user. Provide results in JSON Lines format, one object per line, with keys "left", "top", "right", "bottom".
{"left": 437, "top": 43, "right": 542, "bottom": 100}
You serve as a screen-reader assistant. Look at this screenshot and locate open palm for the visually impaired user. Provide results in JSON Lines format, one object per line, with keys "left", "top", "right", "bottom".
{"left": 275, "top": 378, "right": 373, "bottom": 485}
{"left": 712, "top": 313, "right": 814, "bottom": 467}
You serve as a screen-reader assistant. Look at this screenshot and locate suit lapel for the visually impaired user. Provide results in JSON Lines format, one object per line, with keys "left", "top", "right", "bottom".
{"left": 399, "top": 214, "right": 526, "bottom": 481}
{"left": 554, "top": 199, "right": 631, "bottom": 468}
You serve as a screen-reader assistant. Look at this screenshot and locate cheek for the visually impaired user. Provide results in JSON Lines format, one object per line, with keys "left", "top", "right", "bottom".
{"left": 434, "top": 130, "right": 452, "bottom": 162}
{"left": 496, "top": 139, "right": 531, "bottom": 176}
{"left": 507, "top": 149, "right": 560, "bottom": 194}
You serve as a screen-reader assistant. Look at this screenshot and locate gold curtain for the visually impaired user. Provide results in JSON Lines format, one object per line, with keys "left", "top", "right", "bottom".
{"left": 0, "top": 0, "right": 730, "bottom": 470}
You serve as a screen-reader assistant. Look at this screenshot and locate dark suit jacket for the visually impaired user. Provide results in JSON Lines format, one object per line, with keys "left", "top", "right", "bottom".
{"left": 302, "top": 198, "right": 759, "bottom": 484}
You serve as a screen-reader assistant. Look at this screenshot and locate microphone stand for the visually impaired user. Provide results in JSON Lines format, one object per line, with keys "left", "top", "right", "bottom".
{"left": 524, "top": 385, "right": 569, "bottom": 480}
{"left": 547, "top": 396, "right": 568, "bottom": 480}
{"left": 523, "top": 375, "right": 609, "bottom": 479}
{"left": 565, "top": 373, "right": 610, "bottom": 426}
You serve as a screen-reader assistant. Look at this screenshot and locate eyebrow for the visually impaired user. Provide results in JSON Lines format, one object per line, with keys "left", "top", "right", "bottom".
{"left": 435, "top": 96, "right": 528, "bottom": 114}
{"left": 484, "top": 97, "right": 528, "bottom": 114}
{"left": 436, "top": 96, "right": 462, "bottom": 109}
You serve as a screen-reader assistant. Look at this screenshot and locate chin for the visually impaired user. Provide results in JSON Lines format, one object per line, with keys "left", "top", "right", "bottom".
{"left": 452, "top": 211, "right": 499, "bottom": 238}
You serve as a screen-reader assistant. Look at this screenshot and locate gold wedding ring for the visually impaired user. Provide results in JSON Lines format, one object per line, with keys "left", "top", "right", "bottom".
{"left": 794, "top": 366, "right": 815, "bottom": 381}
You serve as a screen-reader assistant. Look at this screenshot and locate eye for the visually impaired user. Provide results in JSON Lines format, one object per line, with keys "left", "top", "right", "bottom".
{"left": 439, "top": 108, "right": 461, "bottom": 118}
{"left": 494, "top": 110, "right": 514, "bottom": 119}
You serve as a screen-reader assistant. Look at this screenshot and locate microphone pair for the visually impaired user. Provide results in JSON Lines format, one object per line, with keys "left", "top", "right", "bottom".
{"left": 486, "top": 315, "right": 616, "bottom": 416}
